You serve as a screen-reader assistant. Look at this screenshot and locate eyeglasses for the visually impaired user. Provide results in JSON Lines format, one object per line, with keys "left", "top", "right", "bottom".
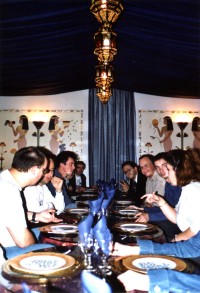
{"left": 139, "top": 163, "right": 153, "bottom": 171}
{"left": 123, "top": 168, "right": 133, "bottom": 175}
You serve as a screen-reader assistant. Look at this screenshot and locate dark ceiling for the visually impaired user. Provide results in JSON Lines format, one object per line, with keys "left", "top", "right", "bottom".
{"left": 0, "top": 0, "right": 199, "bottom": 98}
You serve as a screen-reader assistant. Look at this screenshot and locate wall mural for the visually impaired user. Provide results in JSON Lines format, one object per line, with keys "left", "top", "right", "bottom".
{"left": 139, "top": 110, "right": 200, "bottom": 156}
{"left": 0, "top": 109, "right": 83, "bottom": 171}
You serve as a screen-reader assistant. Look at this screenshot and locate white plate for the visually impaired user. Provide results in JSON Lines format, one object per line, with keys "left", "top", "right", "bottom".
{"left": 67, "top": 208, "right": 88, "bottom": 214}
{"left": 50, "top": 225, "right": 78, "bottom": 234}
{"left": 118, "top": 209, "right": 139, "bottom": 215}
{"left": 132, "top": 257, "right": 176, "bottom": 270}
{"left": 20, "top": 255, "right": 66, "bottom": 271}
{"left": 120, "top": 223, "right": 148, "bottom": 232}
{"left": 115, "top": 200, "right": 133, "bottom": 205}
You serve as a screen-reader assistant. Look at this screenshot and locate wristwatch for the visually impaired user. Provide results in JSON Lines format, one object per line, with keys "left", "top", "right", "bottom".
{"left": 31, "top": 212, "right": 38, "bottom": 223}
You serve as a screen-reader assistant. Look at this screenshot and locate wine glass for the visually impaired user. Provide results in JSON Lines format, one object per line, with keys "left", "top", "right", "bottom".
{"left": 95, "top": 231, "right": 113, "bottom": 276}
{"left": 79, "top": 233, "right": 95, "bottom": 271}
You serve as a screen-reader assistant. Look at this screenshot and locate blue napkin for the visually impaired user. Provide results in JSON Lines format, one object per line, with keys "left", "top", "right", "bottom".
{"left": 81, "top": 271, "right": 112, "bottom": 293}
{"left": 101, "top": 188, "right": 116, "bottom": 210}
{"left": 78, "top": 214, "right": 93, "bottom": 239}
{"left": 88, "top": 191, "right": 104, "bottom": 215}
{"left": 94, "top": 229, "right": 112, "bottom": 255}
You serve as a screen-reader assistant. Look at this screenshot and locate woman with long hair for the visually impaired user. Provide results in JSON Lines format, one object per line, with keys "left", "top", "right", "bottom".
{"left": 192, "top": 116, "right": 200, "bottom": 148}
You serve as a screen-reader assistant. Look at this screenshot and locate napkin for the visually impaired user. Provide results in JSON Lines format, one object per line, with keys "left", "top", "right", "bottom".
{"left": 81, "top": 271, "right": 112, "bottom": 293}
{"left": 88, "top": 191, "right": 104, "bottom": 215}
{"left": 94, "top": 229, "right": 112, "bottom": 256}
{"left": 78, "top": 214, "right": 93, "bottom": 239}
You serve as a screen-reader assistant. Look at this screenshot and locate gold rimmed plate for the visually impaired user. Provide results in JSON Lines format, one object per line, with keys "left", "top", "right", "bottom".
{"left": 9, "top": 252, "right": 75, "bottom": 276}
{"left": 65, "top": 208, "right": 89, "bottom": 215}
{"left": 122, "top": 255, "right": 187, "bottom": 274}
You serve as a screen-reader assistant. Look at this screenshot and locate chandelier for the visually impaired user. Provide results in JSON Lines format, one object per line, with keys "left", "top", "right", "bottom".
{"left": 90, "top": 0, "right": 124, "bottom": 104}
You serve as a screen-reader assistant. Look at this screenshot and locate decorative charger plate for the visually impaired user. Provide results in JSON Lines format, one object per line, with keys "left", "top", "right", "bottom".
{"left": 9, "top": 252, "right": 76, "bottom": 275}
{"left": 122, "top": 255, "right": 187, "bottom": 274}
{"left": 112, "top": 222, "right": 154, "bottom": 234}
{"left": 77, "top": 193, "right": 98, "bottom": 201}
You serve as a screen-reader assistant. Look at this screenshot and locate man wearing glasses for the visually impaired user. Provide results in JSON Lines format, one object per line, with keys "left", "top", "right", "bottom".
{"left": 0, "top": 147, "right": 57, "bottom": 259}
{"left": 120, "top": 161, "right": 146, "bottom": 206}
{"left": 139, "top": 154, "right": 165, "bottom": 196}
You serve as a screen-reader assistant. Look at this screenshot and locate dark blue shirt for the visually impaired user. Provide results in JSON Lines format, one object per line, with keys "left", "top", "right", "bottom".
{"left": 144, "top": 182, "right": 182, "bottom": 221}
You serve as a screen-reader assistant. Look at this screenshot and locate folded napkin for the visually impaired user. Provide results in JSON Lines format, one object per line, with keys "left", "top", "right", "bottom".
{"left": 81, "top": 271, "right": 112, "bottom": 293}
{"left": 94, "top": 229, "right": 112, "bottom": 256}
{"left": 78, "top": 214, "right": 94, "bottom": 239}
{"left": 88, "top": 191, "right": 104, "bottom": 215}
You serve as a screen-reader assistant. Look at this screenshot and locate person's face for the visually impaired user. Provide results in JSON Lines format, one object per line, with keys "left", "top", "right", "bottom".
{"left": 60, "top": 157, "right": 75, "bottom": 178}
{"left": 139, "top": 157, "right": 155, "bottom": 178}
{"left": 32, "top": 158, "right": 48, "bottom": 185}
{"left": 122, "top": 165, "right": 138, "bottom": 180}
{"left": 154, "top": 159, "right": 168, "bottom": 180}
{"left": 166, "top": 163, "right": 177, "bottom": 186}
{"left": 40, "top": 159, "right": 54, "bottom": 185}
{"left": 76, "top": 164, "right": 85, "bottom": 175}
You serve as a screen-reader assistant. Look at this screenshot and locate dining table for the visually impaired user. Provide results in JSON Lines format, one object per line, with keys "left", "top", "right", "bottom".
{"left": 1, "top": 192, "right": 199, "bottom": 293}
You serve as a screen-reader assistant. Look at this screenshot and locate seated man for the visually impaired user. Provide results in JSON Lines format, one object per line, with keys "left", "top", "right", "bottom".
{"left": 47, "top": 150, "right": 78, "bottom": 208}
{"left": 68, "top": 160, "right": 87, "bottom": 195}
{"left": 0, "top": 147, "right": 60, "bottom": 259}
{"left": 120, "top": 160, "right": 146, "bottom": 206}
{"left": 24, "top": 147, "right": 65, "bottom": 214}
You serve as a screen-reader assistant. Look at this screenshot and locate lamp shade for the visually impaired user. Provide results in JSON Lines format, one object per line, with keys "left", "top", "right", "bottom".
{"left": 96, "top": 85, "right": 112, "bottom": 104}
{"left": 95, "top": 63, "right": 113, "bottom": 87}
{"left": 94, "top": 24, "right": 117, "bottom": 63}
{"left": 90, "top": 0, "right": 124, "bottom": 23}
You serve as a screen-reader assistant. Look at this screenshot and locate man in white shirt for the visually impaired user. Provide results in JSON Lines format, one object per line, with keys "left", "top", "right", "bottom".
{"left": 139, "top": 154, "right": 165, "bottom": 196}
{"left": 24, "top": 148, "right": 65, "bottom": 214}
{"left": 0, "top": 147, "right": 59, "bottom": 259}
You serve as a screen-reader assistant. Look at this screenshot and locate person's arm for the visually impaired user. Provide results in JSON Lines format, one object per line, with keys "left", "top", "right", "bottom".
{"left": 138, "top": 231, "right": 200, "bottom": 258}
{"left": 118, "top": 269, "right": 200, "bottom": 293}
{"left": 173, "top": 227, "right": 196, "bottom": 242}
{"left": 7, "top": 227, "right": 35, "bottom": 247}
{"left": 43, "top": 179, "right": 65, "bottom": 212}
{"left": 148, "top": 269, "right": 200, "bottom": 293}
{"left": 142, "top": 193, "right": 177, "bottom": 223}
{"left": 27, "top": 210, "right": 62, "bottom": 223}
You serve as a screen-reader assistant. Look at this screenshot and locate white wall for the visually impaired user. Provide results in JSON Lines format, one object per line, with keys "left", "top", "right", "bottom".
{"left": 135, "top": 92, "right": 200, "bottom": 159}
{"left": 0, "top": 90, "right": 89, "bottom": 180}
{"left": 0, "top": 90, "right": 199, "bottom": 180}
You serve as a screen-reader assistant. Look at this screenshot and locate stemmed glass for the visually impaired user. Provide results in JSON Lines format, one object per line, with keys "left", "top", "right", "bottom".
{"left": 79, "top": 233, "right": 95, "bottom": 271}
{"left": 95, "top": 231, "right": 113, "bottom": 276}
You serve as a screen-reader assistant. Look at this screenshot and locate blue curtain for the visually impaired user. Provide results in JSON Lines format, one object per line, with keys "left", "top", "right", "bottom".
{"left": 88, "top": 89, "right": 136, "bottom": 186}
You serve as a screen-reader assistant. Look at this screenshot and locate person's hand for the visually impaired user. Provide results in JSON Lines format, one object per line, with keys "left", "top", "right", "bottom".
{"left": 117, "top": 270, "right": 149, "bottom": 292}
{"left": 135, "top": 212, "right": 149, "bottom": 223}
{"left": 111, "top": 242, "right": 140, "bottom": 257}
{"left": 51, "top": 176, "right": 63, "bottom": 193}
{"left": 76, "top": 187, "right": 86, "bottom": 193}
{"left": 37, "top": 209, "right": 63, "bottom": 223}
{"left": 120, "top": 180, "right": 129, "bottom": 193}
{"left": 141, "top": 192, "right": 162, "bottom": 206}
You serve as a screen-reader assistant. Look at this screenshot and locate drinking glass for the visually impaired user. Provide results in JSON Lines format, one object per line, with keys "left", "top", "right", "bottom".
{"left": 79, "top": 233, "right": 95, "bottom": 271}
